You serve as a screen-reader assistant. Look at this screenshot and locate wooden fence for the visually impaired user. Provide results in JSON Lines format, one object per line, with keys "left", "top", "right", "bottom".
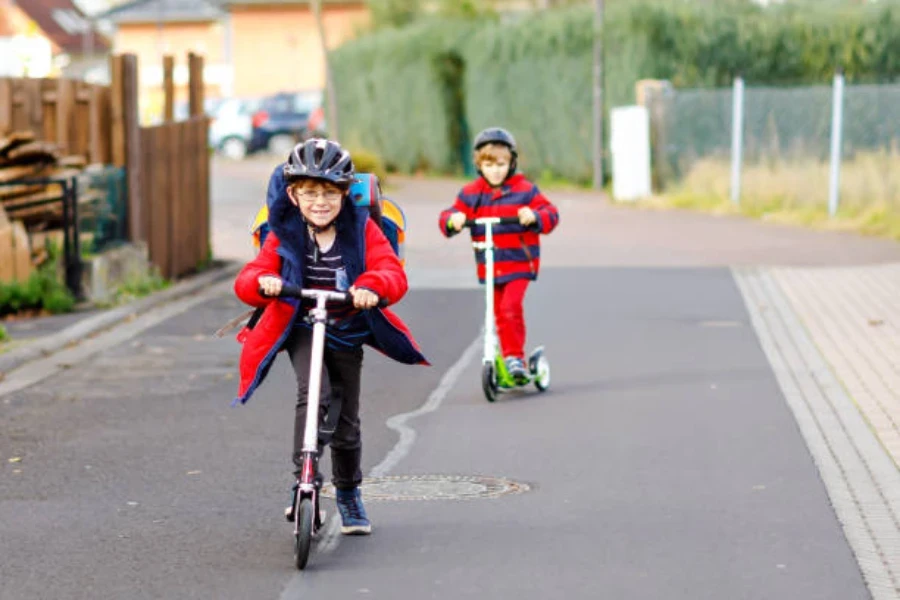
{"left": 0, "top": 78, "right": 113, "bottom": 166}
{"left": 139, "top": 116, "right": 210, "bottom": 278}
{"left": 0, "top": 51, "right": 210, "bottom": 283}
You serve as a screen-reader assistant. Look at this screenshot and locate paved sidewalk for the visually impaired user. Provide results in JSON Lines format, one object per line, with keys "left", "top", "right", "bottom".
{"left": 734, "top": 264, "right": 900, "bottom": 600}
{"left": 774, "top": 263, "right": 900, "bottom": 467}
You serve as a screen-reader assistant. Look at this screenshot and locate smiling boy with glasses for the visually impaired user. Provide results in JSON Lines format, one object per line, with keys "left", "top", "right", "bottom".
{"left": 233, "top": 139, "right": 428, "bottom": 535}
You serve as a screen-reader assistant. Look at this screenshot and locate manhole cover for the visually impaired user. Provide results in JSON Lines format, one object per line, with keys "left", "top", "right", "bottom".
{"left": 322, "top": 475, "right": 530, "bottom": 501}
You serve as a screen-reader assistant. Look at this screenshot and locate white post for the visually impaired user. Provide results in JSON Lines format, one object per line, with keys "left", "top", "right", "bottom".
{"left": 828, "top": 70, "right": 845, "bottom": 217}
{"left": 730, "top": 76, "right": 744, "bottom": 205}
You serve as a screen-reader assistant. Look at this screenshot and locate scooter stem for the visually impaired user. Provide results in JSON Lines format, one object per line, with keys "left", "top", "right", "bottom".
{"left": 483, "top": 221, "right": 497, "bottom": 363}
{"left": 303, "top": 295, "right": 329, "bottom": 453}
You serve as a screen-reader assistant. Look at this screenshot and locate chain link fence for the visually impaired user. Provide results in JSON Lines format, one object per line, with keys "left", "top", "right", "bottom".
{"left": 78, "top": 166, "right": 128, "bottom": 255}
{"left": 647, "top": 79, "right": 900, "bottom": 216}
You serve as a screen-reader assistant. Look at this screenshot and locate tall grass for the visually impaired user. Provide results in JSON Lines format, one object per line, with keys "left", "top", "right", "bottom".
{"left": 650, "top": 151, "right": 900, "bottom": 240}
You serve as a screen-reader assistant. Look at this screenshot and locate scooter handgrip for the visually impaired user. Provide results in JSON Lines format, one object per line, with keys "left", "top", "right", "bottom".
{"left": 464, "top": 217, "right": 521, "bottom": 228}
{"left": 278, "top": 283, "right": 305, "bottom": 298}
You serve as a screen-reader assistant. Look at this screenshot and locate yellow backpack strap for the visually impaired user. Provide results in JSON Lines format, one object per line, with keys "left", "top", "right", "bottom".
{"left": 381, "top": 198, "right": 406, "bottom": 232}
{"left": 250, "top": 204, "right": 269, "bottom": 251}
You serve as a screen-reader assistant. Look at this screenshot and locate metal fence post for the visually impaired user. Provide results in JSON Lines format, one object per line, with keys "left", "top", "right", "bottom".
{"left": 828, "top": 70, "right": 845, "bottom": 217}
{"left": 730, "top": 75, "right": 744, "bottom": 205}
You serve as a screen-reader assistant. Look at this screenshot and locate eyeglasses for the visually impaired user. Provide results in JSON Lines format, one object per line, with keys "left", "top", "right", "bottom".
{"left": 296, "top": 190, "right": 343, "bottom": 202}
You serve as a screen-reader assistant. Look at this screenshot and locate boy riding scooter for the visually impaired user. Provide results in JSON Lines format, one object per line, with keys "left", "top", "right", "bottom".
{"left": 439, "top": 128, "right": 559, "bottom": 399}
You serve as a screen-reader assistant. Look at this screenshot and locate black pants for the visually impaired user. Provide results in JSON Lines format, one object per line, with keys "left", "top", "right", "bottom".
{"left": 284, "top": 326, "right": 364, "bottom": 491}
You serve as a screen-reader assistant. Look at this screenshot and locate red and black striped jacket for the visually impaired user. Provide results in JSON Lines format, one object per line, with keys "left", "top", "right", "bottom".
{"left": 439, "top": 173, "right": 560, "bottom": 285}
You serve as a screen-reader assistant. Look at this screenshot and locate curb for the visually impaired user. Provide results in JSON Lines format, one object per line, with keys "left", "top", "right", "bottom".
{"left": 0, "top": 261, "right": 241, "bottom": 378}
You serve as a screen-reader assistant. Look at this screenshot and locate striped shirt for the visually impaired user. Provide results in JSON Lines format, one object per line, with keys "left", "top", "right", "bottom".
{"left": 298, "top": 236, "right": 370, "bottom": 348}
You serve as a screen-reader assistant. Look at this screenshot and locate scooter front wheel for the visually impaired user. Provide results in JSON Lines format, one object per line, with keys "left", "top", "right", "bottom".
{"left": 294, "top": 497, "right": 314, "bottom": 570}
{"left": 481, "top": 362, "right": 498, "bottom": 403}
{"left": 529, "top": 349, "right": 551, "bottom": 392}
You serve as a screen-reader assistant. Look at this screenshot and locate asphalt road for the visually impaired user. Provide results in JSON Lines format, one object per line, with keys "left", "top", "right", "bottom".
{"left": 0, "top": 267, "right": 869, "bottom": 599}
{"left": 4, "top": 157, "right": 897, "bottom": 599}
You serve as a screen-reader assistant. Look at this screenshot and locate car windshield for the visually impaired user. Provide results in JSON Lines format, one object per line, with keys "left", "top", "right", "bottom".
{"left": 292, "top": 92, "right": 322, "bottom": 114}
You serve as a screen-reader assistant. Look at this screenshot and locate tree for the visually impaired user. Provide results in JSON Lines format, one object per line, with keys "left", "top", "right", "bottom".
{"left": 369, "top": 0, "right": 423, "bottom": 28}
{"left": 311, "top": 0, "right": 339, "bottom": 139}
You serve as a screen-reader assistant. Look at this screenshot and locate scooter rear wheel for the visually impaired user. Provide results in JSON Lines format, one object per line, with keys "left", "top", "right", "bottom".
{"left": 481, "top": 362, "right": 498, "bottom": 403}
{"left": 294, "top": 497, "right": 314, "bottom": 570}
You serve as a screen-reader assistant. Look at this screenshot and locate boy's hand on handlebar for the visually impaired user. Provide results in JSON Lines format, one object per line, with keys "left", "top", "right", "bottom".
{"left": 258, "top": 275, "right": 283, "bottom": 297}
{"left": 518, "top": 207, "right": 537, "bottom": 227}
{"left": 349, "top": 286, "right": 379, "bottom": 309}
{"left": 448, "top": 212, "right": 467, "bottom": 232}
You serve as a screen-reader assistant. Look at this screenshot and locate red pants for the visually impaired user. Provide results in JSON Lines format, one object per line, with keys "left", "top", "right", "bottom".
{"left": 493, "top": 279, "right": 529, "bottom": 359}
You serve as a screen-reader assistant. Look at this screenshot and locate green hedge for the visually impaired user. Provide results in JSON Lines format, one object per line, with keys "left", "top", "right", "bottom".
{"left": 330, "top": 1, "right": 900, "bottom": 182}
{"left": 330, "top": 21, "right": 476, "bottom": 173}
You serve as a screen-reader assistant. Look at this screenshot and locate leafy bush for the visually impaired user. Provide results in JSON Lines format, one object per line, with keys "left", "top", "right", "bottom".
{"left": 348, "top": 147, "right": 389, "bottom": 182}
{"left": 331, "top": 1, "right": 900, "bottom": 181}
{"left": 0, "top": 259, "right": 75, "bottom": 316}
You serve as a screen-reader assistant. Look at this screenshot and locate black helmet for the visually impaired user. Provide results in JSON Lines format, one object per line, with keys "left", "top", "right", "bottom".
{"left": 473, "top": 127, "right": 518, "bottom": 176}
{"left": 283, "top": 138, "right": 355, "bottom": 187}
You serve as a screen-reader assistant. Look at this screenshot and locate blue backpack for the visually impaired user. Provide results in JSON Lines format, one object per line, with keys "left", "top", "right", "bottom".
{"left": 251, "top": 172, "right": 406, "bottom": 267}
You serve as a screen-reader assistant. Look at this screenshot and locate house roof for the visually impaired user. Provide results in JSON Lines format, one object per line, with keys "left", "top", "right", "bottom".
{"left": 98, "top": 0, "right": 224, "bottom": 24}
{"left": 14, "top": 0, "right": 111, "bottom": 54}
{"left": 0, "top": 6, "right": 14, "bottom": 37}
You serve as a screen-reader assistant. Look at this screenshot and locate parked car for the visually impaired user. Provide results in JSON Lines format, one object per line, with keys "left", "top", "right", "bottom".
{"left": 249, "top": 90, "right": 323, "bottom": 156}
{"left": 208, "top": 97, "right": 261, "bottom": 160}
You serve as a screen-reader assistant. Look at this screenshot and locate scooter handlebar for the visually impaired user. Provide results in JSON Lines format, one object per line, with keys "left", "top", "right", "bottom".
{"left": 463, "top": 216, "right": 521, "bottom": 228}
{"left": 261, "top": 284, "right": 388, "bottom": 307}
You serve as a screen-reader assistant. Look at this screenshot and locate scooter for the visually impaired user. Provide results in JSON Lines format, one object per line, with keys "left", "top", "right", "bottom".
{"left": 265, "top": 284, "right": 353, "bottom": 570}
{"left": 464, "top": 217, "right": 550, "bottom": 402}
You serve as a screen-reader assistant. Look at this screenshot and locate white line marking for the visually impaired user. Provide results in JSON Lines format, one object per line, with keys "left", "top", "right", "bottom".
{"left": 277, "top": 334, "right": 480, "bottom": 599}
{"left": 369, "top": 335, "right": 481, "bottom": 478}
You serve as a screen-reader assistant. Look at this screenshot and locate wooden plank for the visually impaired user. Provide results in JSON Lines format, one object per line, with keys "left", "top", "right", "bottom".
{"left": 187, "top": 119, "right": 199, "bottom": 273}
{"left": 171, "top": 122, "right": 185, "bottom": 277}
{"left": 163, "top": 124, "right": 176, "bottom": 278}
{"left": 96, "top": 85, "right": 112, "bottom": 165}
{"left": 188, "top": 53, "right": 204, "bottom": 118}
{"left": 0, "top": 225, "right": 13, "bottom": 282}
{"left": 2, "top": 188, "right": 64, "bottom": 210}
{"left": 195, "top": 118, "right": 209, "bottom": 269}
{"left": 149, "top": 125, "right": 172, "bottom": 277}
{"left": 109, "top": 56, "right": 126, "bottom": 167}
{"left": 74, "top": 81, "right": 91, "bottom": 159}
{"left": 60, "top": 80, "right": 77, "bottom": 155}
{"left": 11, "top": 220, "right": 32, "bottom": 282}
{"left": 30, "top": 229, "right": 65, "bottom": 255}
{"left": 0, "top": 164, "right": 43, "bottom": 183}
{"left": 41, "top": 79, "right": 58, "bottom": 144}
{"left": 10, "top": 79, "right": 41, "bottom": 134}
{"left": 59, "top": 155, "right": 87, "bottom": 169}
{"left": 6, "top": 140, "right": 61, "bottom": 162}
{"left": 163, "top": 55, "right": 175, "bottom": 123}
{"left": 0, "top": 131, "right": 36, "bottom": 155}
{"left": 0, "top": 79, "right": 10, "bottom": 135}
{"left": 200, "top": 116, "right": 210, "bottom": 266}
{"left": 123, "top": 54, "right": 142, "bottom": 243}
{"left": 0, "top": 183, "right": 44, "bottom": 199}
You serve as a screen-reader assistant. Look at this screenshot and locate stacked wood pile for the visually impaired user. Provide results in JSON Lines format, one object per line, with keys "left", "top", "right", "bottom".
{"left": 0, "top": 130, "right": 95, "bottom": 284}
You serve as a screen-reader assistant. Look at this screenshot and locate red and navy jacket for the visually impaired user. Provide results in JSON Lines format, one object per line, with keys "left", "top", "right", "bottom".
{"left": 233, "top": 192, "right": 428, "bottom": 406}
{"left": 439, "top": 173, "right": 559, "bottom": 285}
